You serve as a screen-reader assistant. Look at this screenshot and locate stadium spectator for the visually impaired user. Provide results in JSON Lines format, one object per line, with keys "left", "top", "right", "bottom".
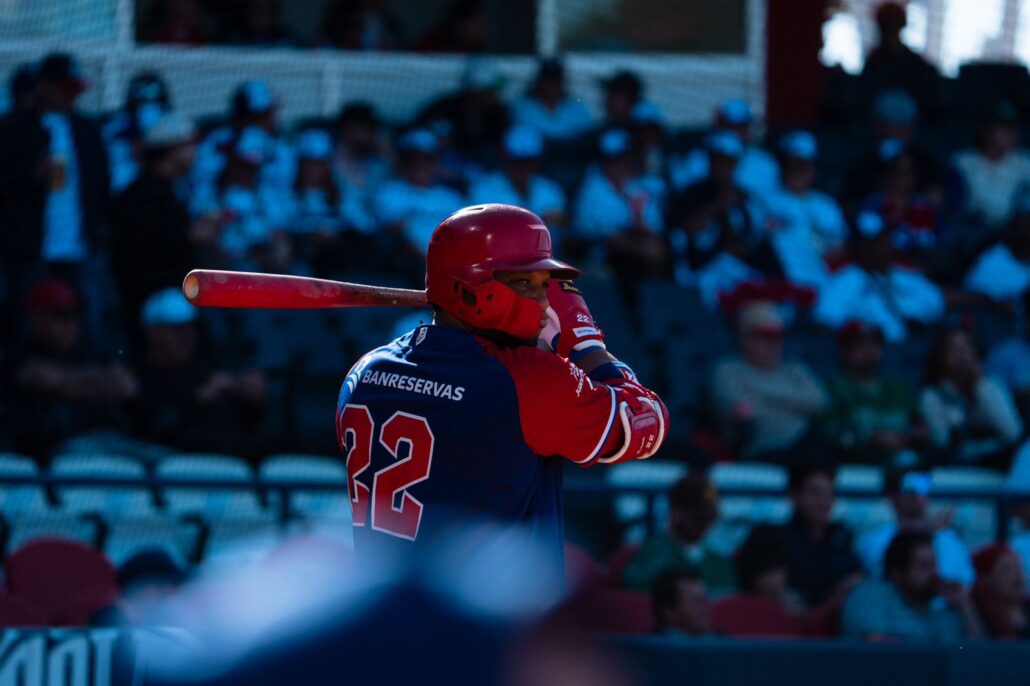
{"left": 823, "top": 322, "right": 924, "bottom": 466}
{"left": 190, "top": 126, "right": 291, "bottom": 268}
{"left": 332, "top": 103, "right": 390, "bottom": 213}
{"left": 813, "top": 212, "right": 945, "bottom": 343}
{"left": 416, "top": 57, "right": 509, "bottom": 162}
{"left": 111, "top": 113, "right": 210, "bottom": 344}
{"left": 964, "top": 202, "right": 1030, "bottom": 302}
{"left": 193, "top": 80, "right": 295, "bottom": 194}
{"left": 666, "top": 131, "right": 769, "bottom": 301}
{"left": 669, "top": 98, "right": 779, "bottom": 202}
{"left": 761, "top": 130, "right": 846, "bottom": 290}
{"left": 861, "top": 2, "right": 943, "bottom": 117}
{"left": 842, "top": 530, "right": 980, "bottom": 643}
{"left": 842, "top": 89, "right": 945, "bottom": 212}
{"left": 600, "top": 70, "right": 643, "bottom": 130}
{"left": 855, "top": 467, "right": 975, "bottom": 585}
{"left": 416, "top": 0, "right": 489, "bottom": 53}
{"left": 3, "top": 279, "right": 138, "bottom": 459}
{"left": 779, "top": 463, "right": 864, "bottom": 609}
{"left": 93, "top": 550, "right": 187, "bottom": 626}
{"left": 971, "top": 544, "right": 1030, "bottom": 639}
{"left": 711, "top": 525, "right": 804, "bottom": 638}
{"left": 131, "top": 289, "right": 269, "bottom": 458}
{"left": 859, "top": 141, "right": 941, "bottom": 261}
{"left": 285, "top": 127, "right": 374, "bottom": 234}
{"left": 985, "top": 290, "right": 1030, "bottom": 416}
{"left": 623, "top": 473, "right": 736, "bottom": 594}
{"left": 468, "top": 126, "right": 566, "bottom": 228}
{"left": 651, "top": 569, "right": 714, "bottom": 638}
{"left": 631, "top": 101, "right": 669, "bottom": 182}
{"left": 711, "top": 301, "right": 828, "bottom": 461}
{"left": 224, "top": 0, "right": 297, "bottom": 47}
{"left": 511, "top": 58, "right": 593, "bottom": 141}
{"left": 103, "top": 72, "right": 173, "bottom": 193}
{"left": 143, "top": 0, "right": 210, "bottom": 45}
{"left": 320, "top": 0, "right": 404, "bottom": 50}
{"left": 0, "top": 53, "right": 111, "bottom": 339}
{"left": 919, "top": 327, "right": 1023, "bottom": 467}
{"left": 571, "top": 129, "right": 665, "bottom": 267}
{"left": 373, "top": 129, "right": 464, "bottom": 255}
{"left": 953, "top": 102, "right": 1030, "bottom": 232}
{"left": 5, "top": 62, "right": 37, "bottom": 115}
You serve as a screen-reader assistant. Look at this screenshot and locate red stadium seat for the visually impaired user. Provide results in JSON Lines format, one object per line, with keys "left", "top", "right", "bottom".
{"left": 711, "top": 595, "right": 804, "bottom": 638}
{"left": 0, "top": 594, "right": 48, "bottom": 627}
{"left": 5, "top": 537, "right": 119, "bottom": 626}
{"left": 573, "top": 588, "right": 655, "bottom": 635}
{"left": 564, "top": 543, "right": 607, "bottom": 594}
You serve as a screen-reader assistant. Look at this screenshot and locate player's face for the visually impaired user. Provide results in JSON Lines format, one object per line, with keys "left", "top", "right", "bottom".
{"left": 495, "top": 270, "right": 552, "bottom": 338}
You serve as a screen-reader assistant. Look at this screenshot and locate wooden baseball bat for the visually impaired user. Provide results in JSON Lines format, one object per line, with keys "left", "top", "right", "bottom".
{"left": 182, "top": 270, "right": 428, "bottom": 309}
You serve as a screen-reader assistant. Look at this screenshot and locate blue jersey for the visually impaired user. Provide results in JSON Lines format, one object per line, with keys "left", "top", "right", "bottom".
{"left": 336, "top": 324, "right": 631, "bottom": 567}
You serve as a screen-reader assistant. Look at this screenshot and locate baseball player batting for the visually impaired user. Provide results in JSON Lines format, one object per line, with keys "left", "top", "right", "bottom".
{"left": 336, "top": 203, "right": 668, "bottom": 569}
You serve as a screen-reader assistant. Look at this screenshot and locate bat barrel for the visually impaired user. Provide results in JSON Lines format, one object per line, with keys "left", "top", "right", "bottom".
{"left": 183, "top": 270, "right": 428, "bottom": 309}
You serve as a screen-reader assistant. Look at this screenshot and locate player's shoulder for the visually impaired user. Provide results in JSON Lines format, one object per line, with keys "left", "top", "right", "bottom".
{"left": 487, "top": 344, "right": 586, "bottom": 390}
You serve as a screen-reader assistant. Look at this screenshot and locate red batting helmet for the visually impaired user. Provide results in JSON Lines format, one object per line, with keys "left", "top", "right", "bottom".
{"left": 426, "top": 204, "right": 580, "bottom": 339}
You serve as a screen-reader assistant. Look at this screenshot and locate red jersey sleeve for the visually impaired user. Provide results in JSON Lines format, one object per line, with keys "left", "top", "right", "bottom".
{"left": 488, "top": 345, "right": 624, "bottom": 464}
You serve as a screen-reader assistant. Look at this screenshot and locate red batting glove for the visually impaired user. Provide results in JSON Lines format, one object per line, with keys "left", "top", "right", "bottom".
{"left": 545, "top": 280, "right": 606, "bottom": 360}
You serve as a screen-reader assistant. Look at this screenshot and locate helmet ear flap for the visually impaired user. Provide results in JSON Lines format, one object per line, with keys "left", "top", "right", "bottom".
{"left": 455, "top": 280, "right": 544, "bottom": 340}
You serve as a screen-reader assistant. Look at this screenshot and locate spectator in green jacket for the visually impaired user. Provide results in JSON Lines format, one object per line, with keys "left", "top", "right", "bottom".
{"left": 823, "top": 321, "right": 925, "bottom": 466}
{"left": 623, "top": 473, "right": 736, "bottom": 594}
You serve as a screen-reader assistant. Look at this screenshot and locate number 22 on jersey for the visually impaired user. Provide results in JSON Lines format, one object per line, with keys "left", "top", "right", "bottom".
{"left": 337, "top": 404, "right": 435, "bottom": 541}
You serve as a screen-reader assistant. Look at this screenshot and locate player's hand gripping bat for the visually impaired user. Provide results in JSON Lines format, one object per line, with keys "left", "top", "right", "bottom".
{"left": 182, "top": 269, "right": 427, "bottom": 309}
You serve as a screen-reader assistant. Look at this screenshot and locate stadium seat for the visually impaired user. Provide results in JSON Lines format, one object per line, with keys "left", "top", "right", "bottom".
{"left": 0, "top": 594, "right": 48, "bottom": 628}
{"left": 103, "top": 515, "right": 200, "bottom": 569}
{"left": 711, "top": 462, "right": 787, "bottom": 490}
{"left": 5, "top": 538, "right": 118, "bottom": 626}
{"left": 607, "top": 544, "right": 642, "bottom": 587}
{"left": 157, "top": 454, "right": 266, "bottom": 519}
{"left": 832, "top": 466, "right": 890, "bottom": 535}
{"left": 4, "top": 516, "right": 102, "bottom": 555}
{"left": 564, "top": 542, "right": 607, "bottom": 594}
{"left": 710, "top": 464, "right": 791, "bottom": 550}
{"left": 0, "top": 453, "right": 48, "bottom": 517}
{"left": 606, "top": 461, "right": 689, "bottom": 542}
{"left": 931, "top": 467, "right": 1005, "bottom": 549}
{"left": 836, "top": 464, "right": 883, "bottom": 493}
{"left": 260, "top": 455, "right": 351, "bottom": 536}
{"left": 570, "top": 588, "right": 655, "bottom": 634}
{"left": 51, "top": 453, "right": 155, "bottom": 517}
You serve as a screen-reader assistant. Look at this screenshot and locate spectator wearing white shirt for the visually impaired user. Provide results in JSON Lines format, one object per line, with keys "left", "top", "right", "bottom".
{"left": 814, "top": 212, "right": 945, "bottom": 343}
{"left": 964, "top": 205, "right": 1030, "bottom": 302}
{"left": 919, "top": 327, "right": 1023, "bottom": 467}
{"left": 855, "top": 468, "right": 975, "bottom": 585}
{"left": 762, "top": 131, "right": 847, "bottom": 290}
{"left": 373, "top": 129, "right": 465, "bottom": 255}
{"left": 468, "top": 125, "right": 565, "bottom": 228}
{"left": 193, "top": 80, "right": 295, "bottom": 197}
{"left": 669, "top": 98, "right": 779, "bottom": 203}
{"left": 103, "top": 73, "right": 171, "bottom": 193}
{"left": 511, "top": 58, "right": 592, "bottom": 141}
{"left": 953, "top": 102, "right": 1030, "bottom": 232}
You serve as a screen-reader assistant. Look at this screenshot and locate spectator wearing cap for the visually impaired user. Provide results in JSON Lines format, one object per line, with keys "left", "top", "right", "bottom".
{"left": 111, "top": 112, "right": 210, "bottom": 346}
{"left": 623, "top": 473, "right": 736, "bottom": 595}
{"left": 0, "top": 53, "right": 111, "bottom": 341}
{"left": 669, "top": 98, "right": 779, "bottom": 203}
{"left": 651, "top": 570, "right": 714, "bottom": 639}
{"left": 843, "top": 531, "right": 979, "bottom": 643}
{"left": 813, "top": 211, "right": 944, "bottom": 343}
{"left": 971, "top": 543, "right": 1030, "bottom": 639}
{"left": 131, "top": 288, "right": 269, "bottom": 458}
{"left": 964, "top": 202, "right": 1030, "bottom": 302}
{"left": 599, "top": 70, "right": 643, "bottom": 129}
{"left": 842, "top": 89, "right": 945, "bottom": 212}
{"left": 855, "top": 467, "right": 975, "bottom": 586}
{"left": 416, "top": 57, "right": 510, "bottom": 163}
{"left": 468, "top": 126, "right": 566, "bottom": 229}
{"left": 3, "top": 279, "right": 138, "bottom": 459}
{"left": 103, "top": 72, "right": 173, "bottom": 192}
{"left": 333, "top": 103, "right": 391, "bottom": 217}
{"left": 710, "top": 525, "right": 805, "bottom": 638}
{"left": 858, "top": 140, "right": 941, "bottom": 262}
{"left": 918, "top": 327, "right": 1022, "bottom": 468}
{"left": 373, "top": 129, "right": 464, "bottom": 255}
{"left": 193, "top": 80, "right": 295, "bottom": 195}
{"left": 779, "top": 463, "right": 864, "bottom": 609}
{"left": 711, "top": 301, "right": 828, "bottom": 461}
{"left": 952, "top": 102, "right": 1029, "bottom": 232}
{"left": 190, "top": 126, "right": 292, "bottom": 268}
{"left": 823, "top": 321, "right": 924, "bottom": 466}
{"left": 760, "top": 130, "right": 847, "bottom": 290}
{"left": 511, "top": 58, "right": 593, "bottom": 142}
{"left": 985, "top": 290, "right": 1030, "bottom": 416}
